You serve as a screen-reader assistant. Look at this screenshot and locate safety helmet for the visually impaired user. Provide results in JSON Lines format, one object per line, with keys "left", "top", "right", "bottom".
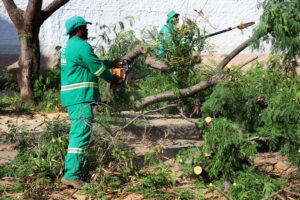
{"left": 64, "top": 16, "right": 92, "bottom": 35}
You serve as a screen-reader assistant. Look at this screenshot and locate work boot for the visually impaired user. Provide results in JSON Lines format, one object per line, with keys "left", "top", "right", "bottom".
{"left": 61, "top": 178, "right": 86, "bottom": 189}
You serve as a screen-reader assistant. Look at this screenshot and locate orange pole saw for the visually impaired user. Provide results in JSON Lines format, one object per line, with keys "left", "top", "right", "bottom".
{"left": 202, "top": 21, "right": 255, "bottom": 39}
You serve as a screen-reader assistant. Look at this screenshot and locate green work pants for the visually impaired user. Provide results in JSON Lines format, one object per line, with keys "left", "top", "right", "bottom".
{"left": 63, "top": 102, "right": 93, "bottom": 179}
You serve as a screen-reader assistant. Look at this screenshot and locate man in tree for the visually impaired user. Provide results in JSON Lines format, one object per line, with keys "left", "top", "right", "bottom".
{"left": 157, "top": 10, "right": 180, "bottom": 60}
{"left": 60, "top": 16, "right": 121, "bottom": 188}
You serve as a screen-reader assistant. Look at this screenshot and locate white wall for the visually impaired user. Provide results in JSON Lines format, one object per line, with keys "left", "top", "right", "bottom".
{"left": 0, "top": 0, "right": 266, "bottom": 55}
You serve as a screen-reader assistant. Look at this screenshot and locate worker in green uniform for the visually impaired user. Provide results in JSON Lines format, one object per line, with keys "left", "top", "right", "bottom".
{"left": 60, "top": 16, "right": 121, "bottom": 188}
{"left": 157, "top": 10, "right": 180, "bottom": 60}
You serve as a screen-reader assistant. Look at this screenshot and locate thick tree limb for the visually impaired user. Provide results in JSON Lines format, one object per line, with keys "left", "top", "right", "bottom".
{"left": 139, "top": 37, "right": 253, "bottom": 108}
{"left": 25, "top": 0, "right": 42, "bottom": 23}
{"left": 140, "top": 77, "right": 219, "bottom": 108}
{"left": 214, "top": 37, "right": 254, "bottom": 74}
{"left": 41, "top": 0, "right": 70, "bottom": 23}
{"left": 145, "top": 55, "right": 169, "bottom": 72}
{"left": 2, "top": 0, "right": 24, "bottom": 28}
{"left": 2, "top": 0, "right": 17, "bottom": 10}
{"left": 127, "top": 69, "right": 150, "bottom": 83}
{"left": 123, "top": 45, "right": 147, "bottom": 63}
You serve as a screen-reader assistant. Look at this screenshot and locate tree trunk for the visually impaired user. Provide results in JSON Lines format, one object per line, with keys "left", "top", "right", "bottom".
{"left": 15, "top": 27, "right": 40, "bottom": 103}
{"left": 2, "top": 0, "right": 70, "bottom": 104}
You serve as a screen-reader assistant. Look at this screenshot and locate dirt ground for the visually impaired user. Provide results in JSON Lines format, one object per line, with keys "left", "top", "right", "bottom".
{"left": 0, "top": 111, "right": 298, "bottom": 199}
{"left": 0, "top": 111, "right": 201, "bottom": 157}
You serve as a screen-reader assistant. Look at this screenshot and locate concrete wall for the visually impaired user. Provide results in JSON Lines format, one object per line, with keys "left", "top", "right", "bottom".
{"left": 0, "top": 0, "right": 268, "bottom": 69}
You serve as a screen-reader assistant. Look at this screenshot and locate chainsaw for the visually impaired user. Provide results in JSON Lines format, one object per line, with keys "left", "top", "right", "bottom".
{"left": 111, "top": 59, "right": 132, "bottom": 86}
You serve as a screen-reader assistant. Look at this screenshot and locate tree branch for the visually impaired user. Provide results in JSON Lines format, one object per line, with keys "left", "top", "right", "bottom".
{"left": 140, "top": 77, "right": 219, "bottom": 108}
{"left": 2, "top": 0, "right": 17, "bottom": 10}
{"left": 139, "top": 37, "right": 253, "bottom": 108}
{"left": 25, "top": 0, "right": 42, "bottom": 23}
{"left": 2, "top": 0, "right": 24, "bottom": 28}
{"left": 145, "top": 55, "right": 169, "bottom": 72}
{"left": 214, "top": 37, "right": 253, "bottom": 75}
{"left": 261, "top": 184, "right": 300, "bottom": 200}
{"left": 116, "top": 104, "right": 178, "bottom": 131}
{"left": 41, "top": 0, "right": 70, "bottom": 23}
{"left": 6, "top": 61, "right": 20, "bottom": 73}
{"left": 127, "top": 70, "right": 151, "bottom": 83}
{"left": 177, "top": 107, "right": 198, "bottom": 124}
{"left": 245, "top": 136, "right": 298, "bottom": 145}
{"left": 238, "top": 56, "right": 259, "bottom": 70}
{"left": 245, "top": 136, "right": 269, "bottom": 142}
{"left": 123, "top": 45, "right": 147, "bottom": 63}
{"left": 212, "top": 185, "right": 233, "bottom": 200}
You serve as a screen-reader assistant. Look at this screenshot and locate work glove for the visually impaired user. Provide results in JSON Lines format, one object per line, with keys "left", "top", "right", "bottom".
{"left": 112, "top": 60, "right": 123, "bottom": 68}
{"left": 110, "top": 74, "right": 123, "bottom": 89}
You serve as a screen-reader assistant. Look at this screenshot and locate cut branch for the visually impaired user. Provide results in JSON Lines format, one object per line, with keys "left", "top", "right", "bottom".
{"left": 41, "top": 0, "right": 70, "bottom": 23}
{"left": 214, "top": 37, "right": 253, "bottom": 74}
{"left": 140, "top": 77, "right": 219, "bottom": 108}
{"left": 127, "top": 69, "right": 151, "bottom": 83}
{"left": 139, "top": 37, "right": 253, "bottom": 108}
{"left": 123, "top": 45, "right": 147, "bottom": 63}
{"left": 145, "top": 55, "right": 169, "bottom": 72}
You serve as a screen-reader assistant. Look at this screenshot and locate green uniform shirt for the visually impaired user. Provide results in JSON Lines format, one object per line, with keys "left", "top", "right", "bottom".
{"left": 157, "top": 23, "right": 177, "bottom": 58}
{"left": 60, "top": 36, "right": 114, "bottom": 107}
{"left": 159, "top": 23, "right": 177, "bottom": 42}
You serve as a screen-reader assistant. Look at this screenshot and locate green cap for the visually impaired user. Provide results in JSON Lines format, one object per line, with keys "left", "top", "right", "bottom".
{"left": 64, "top": 16, "right": 92, "bottom": 36}
{"left": 167, "top": 10, "right": 179, "bottom": 23}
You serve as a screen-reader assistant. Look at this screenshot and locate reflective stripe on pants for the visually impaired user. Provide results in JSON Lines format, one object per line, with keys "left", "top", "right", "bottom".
{"left": 63, "top": 102, "right": 93, "bottom": 179}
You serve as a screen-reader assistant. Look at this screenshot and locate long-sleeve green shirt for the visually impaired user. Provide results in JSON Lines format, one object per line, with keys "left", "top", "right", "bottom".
{"left": 60, "top": 36, "right": 114, "bottom": 106}
{"left": 157, "top": 22, "right": 178, "bottom": 59}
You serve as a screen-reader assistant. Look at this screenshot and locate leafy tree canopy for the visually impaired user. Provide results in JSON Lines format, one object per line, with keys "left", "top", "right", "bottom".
{"left": 253, "top": 0, "right": 300, "bottom": 72}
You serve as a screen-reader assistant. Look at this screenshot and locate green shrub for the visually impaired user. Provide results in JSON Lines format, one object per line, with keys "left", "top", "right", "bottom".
{"left": 33, "top": 46, "right": 62, "bottom": 112}
{"left": 229, "top": 167, "right": 280, "bottom": 200}
{"left": 201, "top": 59, "right": 300, "bottom": 168}
{"left": 1, "top": 120, "right": 69, "bottom": 179}
{"left": 252, "top": 0, "right": 300, "bottom": 72}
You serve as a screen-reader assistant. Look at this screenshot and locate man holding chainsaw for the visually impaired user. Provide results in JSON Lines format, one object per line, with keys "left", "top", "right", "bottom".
{"left": 60, "top": 16, "right": 121, "bottom": 188}
{"left": 157, "top": 10, "right": 180, "bottom": 60}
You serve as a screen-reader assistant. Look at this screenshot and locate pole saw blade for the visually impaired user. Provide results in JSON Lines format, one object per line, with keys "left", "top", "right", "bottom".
{"left": 237, "top": 21, "right": 255, "bottom": 30}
